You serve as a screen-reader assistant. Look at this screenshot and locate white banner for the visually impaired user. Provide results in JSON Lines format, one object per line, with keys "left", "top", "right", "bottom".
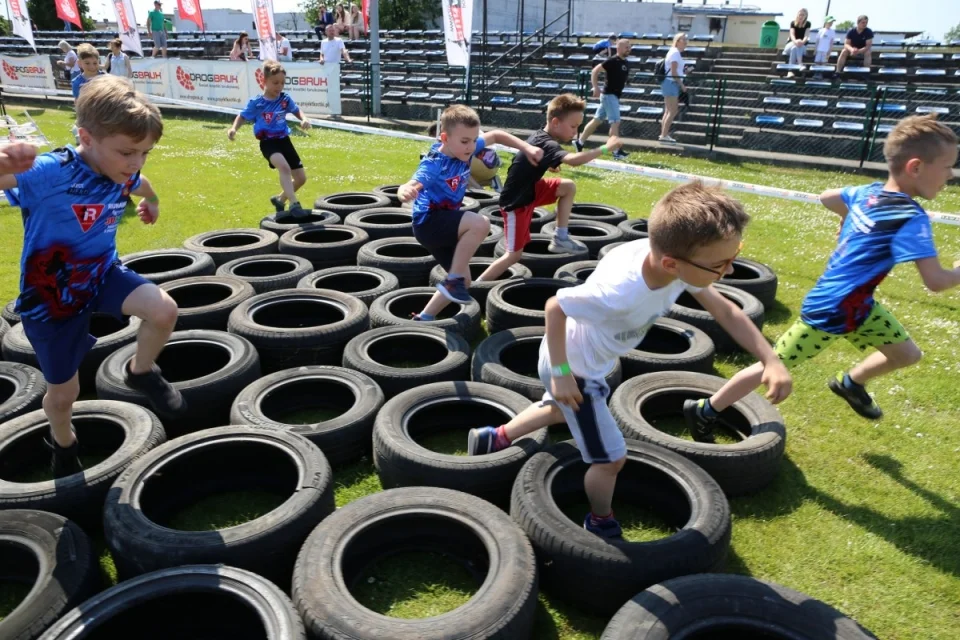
{"left": 248, "top": 61, "right": 340, "bottom": 115}
{"left": 251, "top": 0, "right": 278, "bottom": 62}
{"left": 8, "top": 0, "right": 36, "bottom": 53}
{"left": 441, "top": 0, "right": 473, "bottom": 67}
{"left": 171, "top": 60, "right": 249, "bottom": 109}
{"left": 0, "top": 55, "right": 54, "bottom": 90}
{"left": 131, "top": 58, "right": 170, "bottom": 98}
{"left": 112, "top": 0, "right": 144, "bottom": 57}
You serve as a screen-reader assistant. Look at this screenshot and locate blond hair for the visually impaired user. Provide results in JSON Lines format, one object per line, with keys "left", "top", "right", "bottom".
{"left": 884, "top": 114, "right": 958, "bottom": 173}
{"left": 77, "top": 43, "right": 99, "bottom": 60}
{"left": 262, "top": 60, "right": 286, "bottom": 78}
{"left": 76, "top": 75, "right": 163, "bottom": 143}
{"left": 648, "top": 181, "right": 750, "bottom": 258}
{"left": 672, "top": 32, "right": 688, "bottom": 45}
{"left": 546, "top": 93, "right": 586, "bottom": 121}
{"left": 440, "top": 104, "right": 480, "bottom": 133}
{"left": 794, "top": 8, "right": 808, "bottom": 24}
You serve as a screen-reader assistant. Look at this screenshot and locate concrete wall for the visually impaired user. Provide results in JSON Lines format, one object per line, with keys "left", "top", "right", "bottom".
{"left": 173, "top": 8, "right": 312, "bottom": 34}
{"left": 472, "top": 0, "right": 674, "bottom": 36}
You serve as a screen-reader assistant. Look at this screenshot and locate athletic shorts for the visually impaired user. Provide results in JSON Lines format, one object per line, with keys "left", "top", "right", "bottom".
{"left": 501, "top": 178, "right": 562, "bottom": 253}
{"left": 595, "top": 93, "right": 622, "bottom": 123}
{"left": 152, "top": 30, "right": 167, "bottom": 48}
{"left": 20, "top": 262, "right": 151, "bottom": 385}
{"left": 259, "top": 136, "right": 304, "bottom": 171}
{"left": 775, "top": 303, "right": 910, "bottom": 369}
{"left": 413, "top": 209, "right": 467, "bottom": 272}
{"left": 538, "top": 341, "right": 626, "bottom": 464}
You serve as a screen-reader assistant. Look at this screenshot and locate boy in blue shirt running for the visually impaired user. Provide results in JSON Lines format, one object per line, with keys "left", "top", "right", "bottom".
{"left": 686, "top": 114, "right": 960, "bottom": 438}
{"left": 228, "top": 61, "right": 312, "bottom": 220}
{"left": 0, "top": 75, "right": 186, "bottom": 477}
{"left": 397, "top": 105, "right": 543, "bottom": 317}
{"left": 71, "top": 43, "right": 105, "bottom": 100}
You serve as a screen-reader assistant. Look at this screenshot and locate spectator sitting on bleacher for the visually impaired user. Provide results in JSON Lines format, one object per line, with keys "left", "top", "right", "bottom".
{"left": 573, "top": 37, "right": 632, "bottom": 160}
{"left": 319, "top": 25, "right": 353, "bottom": 65}
{"left": 276, "top": 32, "right": 293, "bottom": 61}
{"left": 347, "top": 3, "right": 364, "bottom": 40}
{"left": 659, "top": 32, "right": 688, "bottom": 145}
{"left": 836, "top": 15, "right": 873, "bottom": 73}
{"left": 814, "top": 16, "right": 836, "bottom": 66}
{"left": 230, "top": 32, "right": 253, "bottom": 61}
{"left": 314, "top": 4, "right": 335, "bottom": 40}
{"left": 106, "top": 39, "right": 132, "bottom": 79}
{"left": 56, "top": 41, "right": 81, "bottom": 81}
{"left": 592, "top": 35, "right": 618, "bottom": 58}
{"left": 785, "top": 8, "right": 811, "bottom": 75}
{"left": 334, "top": 4, "right": 347, "bottom": 36}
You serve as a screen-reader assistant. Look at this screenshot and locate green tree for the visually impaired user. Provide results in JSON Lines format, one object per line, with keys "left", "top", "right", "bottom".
{"left": 835, "top": 20, "right": 854, "bottom": 32}
{"left": 945, "top": 21, "right": 960, "bottom": 43}
{"left": 301, "top": 0, "right": 440, "bottom": 31}
{"left": 0, "top": 17, "right": 10, "bottom": 37}
{"left": 27, "top": 0, "right": 96, "bottom": 31}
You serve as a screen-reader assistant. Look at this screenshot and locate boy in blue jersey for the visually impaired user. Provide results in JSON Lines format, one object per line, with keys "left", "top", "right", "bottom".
{"left": 228, "top": 60, "right": 311, "bottom": 220}
{"left": 71, "top": 44, "right": 105, "bottom": 100}
{"left": 397, "top": 105, "right": 544, "bottom": 316}
{"left": 686, "top": 114, "right": 960, "bottom": 437}
{"left": 0, "top": 75, "right": 185, "bottom": 478}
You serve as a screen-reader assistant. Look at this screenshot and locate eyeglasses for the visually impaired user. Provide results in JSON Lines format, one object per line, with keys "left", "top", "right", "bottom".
{"left": 675, "top": 242, "right": 743, "bottom": 277}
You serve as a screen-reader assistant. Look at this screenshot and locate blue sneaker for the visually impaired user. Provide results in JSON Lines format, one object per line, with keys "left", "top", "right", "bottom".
{"left": 436, "top": 276, "right": 471, "bottom": 304}
{"left": 583, "top": 512, "right": 623, "bottom": 539}
{"left": 467, "top": 426, "right": 503, "bottom": 455}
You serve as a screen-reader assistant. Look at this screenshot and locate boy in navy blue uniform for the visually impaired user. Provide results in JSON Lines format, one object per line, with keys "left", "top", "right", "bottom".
{"left": 228, "top": 60, "right": 312, "bottom": 220}
{"left": 397, "top": 105, "right": 544, "bottom": 318}
{"left": 0, "top": 75, "right": 185, "bottom": 477}
{"left": 686, "top": 114, "right": 960, "bottom": 439}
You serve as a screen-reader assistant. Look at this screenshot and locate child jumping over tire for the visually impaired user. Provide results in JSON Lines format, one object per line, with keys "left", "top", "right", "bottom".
{"left": 398, "top": 105, "right": 544, "bottom": 319}
{"left": 228, "top": 60, "right": 311, "bottom": 221}
{"left": 684, "top": 115, "right": 960, "bottom": 437}
{"left": 468, "top": 182, "right": 792, "bottom": 538}
{"left": 0, "top": 75, "right": 186, "bottom": 478}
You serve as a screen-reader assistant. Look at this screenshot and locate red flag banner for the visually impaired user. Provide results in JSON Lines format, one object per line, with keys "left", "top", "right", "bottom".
{"left": 56, "top": 0, "right": 83, "bottom": 29}
{"left": 177, "top": 0, "right": 204, "bottom": 31}
{"left": 361, "top": 0, "right": 370, "bottom": 32}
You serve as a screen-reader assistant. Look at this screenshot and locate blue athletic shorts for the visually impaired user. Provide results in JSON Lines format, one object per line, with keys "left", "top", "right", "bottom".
{"left": 413, "top": 210, "right": 466, "bottom": 272}
{"left": 661, "top": 78, "right": 682, "bottom": 98}
{"left": 20, "top": 262, "right": 151, "bottom": 385}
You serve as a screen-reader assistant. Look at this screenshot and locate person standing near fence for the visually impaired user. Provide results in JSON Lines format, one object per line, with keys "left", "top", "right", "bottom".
{"left": 659, "top": 32, "right": 688, "bottom": 145}
{"left": 573, "top": 37, "right": 631, "bottom": 161}
{"left": 106, "top": 39, "right": 132, "bottom": 79}
{"left": 147, "top": 1, "right": 168, "bottom": 59}
{"left": 56, "top": 41, "right": 81, "bottom": 81}
{"left": 785, "top": 8, "right": 811, "bottom": 76}
{"left": 319, "top": 25, "right": 353, "bottom": 65}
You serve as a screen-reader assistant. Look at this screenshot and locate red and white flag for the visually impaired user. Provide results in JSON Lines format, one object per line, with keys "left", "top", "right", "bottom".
{"left": 442, "top": 0, "right": 473, "bottom": 67}
{"left": 361, "top": 0, "right": 370, "bottom": 32}
{"left": 250, "top": 0, "right": 277, "bottom": 61}
{"left": 56, "top": 0, "right": 82, "bottom": 30}
{"left": 112, "top": 0, "right": 143, "bottom": 56}
{"left": 177, "top": 0, "right": 204, "bottom": 31}
{"left": 8, "top": 0, "right": 36, "bottom": 52}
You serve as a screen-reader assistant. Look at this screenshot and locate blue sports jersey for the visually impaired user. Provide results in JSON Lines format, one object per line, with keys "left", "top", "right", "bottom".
{"left": 240, "top": 92, "right": 300, "bottom": 140}
{"left": 592, "top": 39, "right": 612, "bottom": 53}
{"left": 71, "top": 70, "right": 106, "bottom": 99}
{"left": 14, "top": 146, "right": 141, "bottom": 322}
{"left": 801, "top": 183, "right": 937, "bottom": 334}
{"left": 410, "top": 138, "right": 486, "bottom": 226}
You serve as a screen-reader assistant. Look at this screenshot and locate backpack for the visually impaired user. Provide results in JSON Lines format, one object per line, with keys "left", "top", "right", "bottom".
{"left": 653, "top": 58, "right": 666, "bottom": 82}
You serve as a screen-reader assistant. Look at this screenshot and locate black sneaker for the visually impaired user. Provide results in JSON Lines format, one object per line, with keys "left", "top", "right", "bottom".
{"left": 683, "top": 399, "right": 718, "bottom": 443}
{"left": 125, "top": 363, "right": 188, "bottom": 420}
{"left": 612, "top": 149, "right": 630, "bottom": 160}
{"left": 828, "top": 373, "right": 883, "bottom": 420}
{"left": 46, "top": 428, "right": 83, "bottom": 479}
{"left": 288, "top": 202, "right": 309, "bottom": 220}
{"left": 270, "top": 195, "right": 285, "bottom": 213}
{"left": 573, "top": 138, "right": 584, "bottom": 152}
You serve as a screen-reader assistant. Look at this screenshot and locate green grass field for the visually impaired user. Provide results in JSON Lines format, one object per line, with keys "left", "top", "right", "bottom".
{"left": 0, "top": 103, "right": 958, "bottom": 638}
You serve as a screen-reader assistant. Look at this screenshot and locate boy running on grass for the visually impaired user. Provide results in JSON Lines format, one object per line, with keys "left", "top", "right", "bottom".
{"left": 398, "top": 105, "right": 544, "bottom": 317}
{"left": 228, "top": 61, "right": 311, "bottom": 221}
{"left": 468, "top": 182, "right": 792, "bottom": 538}
{"left": 0, "top": 76, "right": 186, "bottom": 478}
{"left": 685, "top": 114, "right": 960, "bottom": 438}
{"left": 71, "top": 44, "right": 105, "bottom": 100}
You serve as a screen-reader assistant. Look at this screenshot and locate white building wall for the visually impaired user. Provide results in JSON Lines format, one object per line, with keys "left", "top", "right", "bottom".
{"left": 173, "top": 8, "right": 312, "bottom": 34}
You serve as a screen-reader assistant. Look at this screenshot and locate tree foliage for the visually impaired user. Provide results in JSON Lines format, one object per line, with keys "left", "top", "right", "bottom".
{"left": 300, "top": 0, "right": 440, "bottom": 30}
{"left": 945, "top": 21, "right": 960, "bottom": 43}
{"left": 835, "top": 20, "right": 854, "bottom": 32}
{"left": 27, "top": 0, "right": 96, "bottom": 32}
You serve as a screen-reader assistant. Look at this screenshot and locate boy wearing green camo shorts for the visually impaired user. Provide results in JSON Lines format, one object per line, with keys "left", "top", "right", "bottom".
{"left": 685, "top": 114, "right": 960, "bottom": 439}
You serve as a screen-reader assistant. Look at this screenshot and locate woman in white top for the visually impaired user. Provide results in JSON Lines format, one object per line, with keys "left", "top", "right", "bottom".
{"left": 659, "top": 32, "right": 687, "bottom": 144}
{"left": 106, "top": 38, "right": 132, "bottom": 78}
{"left": 56, "top": 41, "right": 80, "bottom": 80}
{"left": 786, "top": 8, "right": 811, "bottom": 74}
{"left": 276, "top": 32, "right": 293, "bottom": 61}
{"left": 229, "top": 32, "right": 253, "bottom": 61}
{"left": 346, "top": 3, "right": 362, "bottom": 40}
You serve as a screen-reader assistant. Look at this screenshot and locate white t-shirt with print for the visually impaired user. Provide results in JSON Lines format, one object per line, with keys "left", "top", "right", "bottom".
{"left": 664, "top": 47, "right": 686, "bottom": 78}
{"left": 816, "top": 28, "right": 836, "bottom": 53}
{"left": 321, "top": 38, "right": 346, "bottom": 64}
{"left": 547, "top": 239, "right": 701, "bottom": 379}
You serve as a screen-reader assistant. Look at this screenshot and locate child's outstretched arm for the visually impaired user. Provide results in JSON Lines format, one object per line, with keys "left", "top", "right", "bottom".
{"left": 131, "top": 177, "right": 160, "bottom": 225}
{"left": 914, "top": 257, "right": 960, "bottom": 293}
{"left": 481, "top": 130, "right": 543, "bottom": 166}
{"left": 563, "top": 136, "right": 624, "bottom": 167}
{"left": 0, "top": 143, "right": 37, "bottom": 189}
{"left": 397, "top": 179, "right": 423, "bottom": 203}
{"left": 692, "top": 286, "right": 793, "bottom": 404}
{"left": 819, "top": 188, "right": 849, "bottom": 217}
{"left": 227, "top": 115, "right": 246, "bottom": 141}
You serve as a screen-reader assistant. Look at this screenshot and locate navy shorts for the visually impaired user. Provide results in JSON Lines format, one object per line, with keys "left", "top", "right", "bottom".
{"left": 20, "top": 262, "right": 151, "bottom": 385}
{"left": 413, "top": 210, "right": 466, "bottom": 272}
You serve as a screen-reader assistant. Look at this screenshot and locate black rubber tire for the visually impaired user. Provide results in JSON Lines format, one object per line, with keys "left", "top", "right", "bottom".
{"left": 343, "top": 326, "right": 470, "bottom": 399}
{"left": 373, "top": 382, "right": 546, "bottom": 507}
{"left": 368, "top": 287, "right": 482, "bottom": 342}
{"left": 293, "top": 486, "right": 538, "bottom": 640}
{"left": 541, "top": 220, "right": 623, "bottom": 259}
{"left": 554, "top": 260, "right": 599, "bottom": 284}
{"left": 277, "top": 223, "right": 370, "bottom": 270}
{"left": 159, "top": 276, "right": 256, "bottom": 332}
{"left": 182, "top": 229, "right": 280, "bottom": 267}
{"left": 569, "top": 202, "right": 629, "bottom": 226}
{"left": 472, "top": 326, "right": 622, "bottom": 402}
{"left": 372, "top": 184, "right": 402, "bottom": 207}
{"left": 0, "top": 362, "right": 46, "bottom": 424}
{"left": 609, "top": 371, "right": 786, "bottom": 496}
{"left": 39, "top": 565, "right": 307, "bottom": 640}
{"left": 216, "top": 254, "right": 315, "bottom": 294}
{"left": 3, "top": 299, "right": 20, "bottom": 326}
{"left": 429, "top": 258, "right": 532, "bottom": 310}
{"left": 103, "top": 425, "right": 335, "bottom": 586}
{"left": 228, "top": 289, "right": 369, "bottom": 373}
{"left": 343, "top": 207, "right": 414, "bottom": 240}
{"left": 481, "top": 204, "right": 555, "bottom": 234}
{"left": 356, "top": 237, "right": 438, "bottom": 288}
{"left": 119, "top": 248, "right": 216, "bottom": 285}
{"left": 0, "top": 317, "right": 9, "bottom": 345}
{"left": 230, "top": 366, "right": 384, "bottom": 467}
{"left": 0, "top": 509, "right": 99, "bottom": 640}
{"left": 95, "top": 330, "right": 260, "bottom": 436}
{"left": 494, "top": 233, "right": 589, "bottom": 277}
{"left": 465, "top": 188, "right": 500, "bottom": 207}
{"left": 2, "top": 315, "right": 141, "bottom": 395}
{"left": 510, "top": 439, "right": 731, "bottom": 616}
{"left": 719, "top": 257, "right": 779, "bottom": 310}
{"left": 617, "top": 218, "right": 649, "bottom": 242}
{"left": 297, "top": 266, "right": 400, "bottom": 308}
{"left": 460, "top": 196, "right": 481, "bottom": 213}
{"left": 601, "top": 574, "right": 878, "bottom": 640}
{"left": 485, "top": 278, "right": 576, "bottom": 335}
{"left": 475, "top": 221, "right": 505, "bottom": 258}
{"left": 259, "top": 209, "right": 340, "bottom": 235}
{"left": 598, "top": 241, "right": 626, "bottom": 260}
{"left": 620, "top": 318, "right": 716, "bottom": 378}
{"left": 666, "top": 284, "right": 765, "bottom": 353}
{"left": 0, "top": 401, "right": 166, "bottom": 527}
{"left": 313, "top": 191, "right": 392, "bottom": 215}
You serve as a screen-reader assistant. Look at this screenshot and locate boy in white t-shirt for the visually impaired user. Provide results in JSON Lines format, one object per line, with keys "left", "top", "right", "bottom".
{"left": 814, "top": 16, "right": 836, "bottom": 64}
{"left": 319, "top": 24, "right": 353, "bottom": 65}
{"left": 468, "top": 182, "right": 792, "bottom": 539}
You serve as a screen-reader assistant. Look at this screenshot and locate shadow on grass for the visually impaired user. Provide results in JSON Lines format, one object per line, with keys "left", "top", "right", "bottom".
{"left": 763, "top": 299, "right": 795, "bottom": 326}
